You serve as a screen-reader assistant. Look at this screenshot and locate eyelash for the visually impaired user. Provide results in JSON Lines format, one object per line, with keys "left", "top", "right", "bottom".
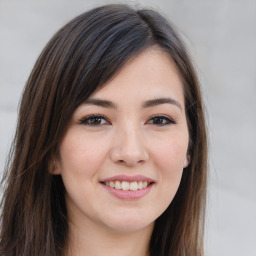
{"left": 79, "top": 115, "right": 110, "bottom": 126}
{"left": 79, "top": 114, "right": 175, "bottom": 127}
{"left": 146, "top": 115, "right": 176, "bottom": 126}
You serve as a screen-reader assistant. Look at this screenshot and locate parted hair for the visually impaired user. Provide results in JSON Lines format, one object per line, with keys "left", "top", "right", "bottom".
{"left": 0, "top": 4, "right": 207, "bottom": 256}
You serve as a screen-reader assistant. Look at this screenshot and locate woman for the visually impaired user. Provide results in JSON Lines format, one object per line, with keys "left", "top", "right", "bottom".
{"left": 0, "top": 4, "right": 207, "bottom": 256}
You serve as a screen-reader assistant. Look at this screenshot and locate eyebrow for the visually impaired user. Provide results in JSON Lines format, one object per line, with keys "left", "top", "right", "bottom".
{"left": 142, "top": 97, "right": 183, "bottom": 111}
{"left": 83, "top": 98, "right": 117, "bottom": 108}
{"left": 83, "top": 97, "right": 182, "bottom": 111}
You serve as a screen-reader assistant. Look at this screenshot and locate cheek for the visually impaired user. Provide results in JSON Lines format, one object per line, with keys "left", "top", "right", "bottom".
{"left": 59, "top": 132, "right": 107, "bottom": 176}
{"left": 147, "top": 135, "right": 189, "bottom": 217}
{"left": 153, "top": 136, "right": 188, "bottom": 171}
{"left": 151, "top": 134, "right": 189, "bottom": 194}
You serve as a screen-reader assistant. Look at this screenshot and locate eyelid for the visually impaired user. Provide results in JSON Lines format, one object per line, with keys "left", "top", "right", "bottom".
{"left": 79, "top": 114, "right": 111, "bottom": 126}
{"left": 146, "top": 114, "right": 176, "bottom": 125}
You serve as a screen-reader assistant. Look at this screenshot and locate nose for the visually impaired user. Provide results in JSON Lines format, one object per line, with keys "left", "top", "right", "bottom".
{"left": 110, "top": 125, "right": 149, "bottom": 166}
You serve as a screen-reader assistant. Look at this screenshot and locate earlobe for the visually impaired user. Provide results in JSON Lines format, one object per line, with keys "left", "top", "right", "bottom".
{"left": 49, "top": 159, "right": 61, "bottom": 175}
{"left": 183, "top": 155, "right": 190, "bottom": 168}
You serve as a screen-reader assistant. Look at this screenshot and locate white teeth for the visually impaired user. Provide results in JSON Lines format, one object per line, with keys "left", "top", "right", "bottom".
{"left": 114, "top": 181, "right": 121, "bottom": 189}
{"left": 129, "top": 181, "right": 138, "bottom": 191}
{"left": 121, "top": 181, "right": 130, "bottom": 190}
{"left": 104, "top": 180, "right": 150, "bottom": 190}
{"left": 143, "top": 181, "right": 147, "bottom": 189}
{"left": 138, "top": 181, "right": 143, "bottom": 189}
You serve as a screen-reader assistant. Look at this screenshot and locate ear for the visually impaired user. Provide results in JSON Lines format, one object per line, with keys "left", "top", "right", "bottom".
{"left": 48, "top": 158, "right": 61, "bottom": 175}
{"left": 183, "top": 155, "right": 190, "bottom": 168}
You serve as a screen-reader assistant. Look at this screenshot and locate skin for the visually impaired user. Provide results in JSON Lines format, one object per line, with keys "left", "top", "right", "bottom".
{"left": 54, "top": 47, "right": 189, "bottom": 256}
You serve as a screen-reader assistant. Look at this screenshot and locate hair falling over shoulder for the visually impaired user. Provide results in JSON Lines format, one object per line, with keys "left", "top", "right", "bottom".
{"left": 0, "top": 4, "right": 207, "bottom": 256}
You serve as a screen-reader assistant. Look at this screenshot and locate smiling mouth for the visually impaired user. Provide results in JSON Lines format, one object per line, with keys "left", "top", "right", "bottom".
{"left": 101, "top": 181, "right": 153, "bottom": 191}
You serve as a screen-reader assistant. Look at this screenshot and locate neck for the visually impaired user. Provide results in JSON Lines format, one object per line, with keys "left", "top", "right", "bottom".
{"left": 65, "top": 219, "right": 153, "bottom": 256}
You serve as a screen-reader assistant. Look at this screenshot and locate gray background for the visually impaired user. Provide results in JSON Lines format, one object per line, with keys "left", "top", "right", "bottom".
{"left": 0, "top": 0, "right": 255, "bottom": 255}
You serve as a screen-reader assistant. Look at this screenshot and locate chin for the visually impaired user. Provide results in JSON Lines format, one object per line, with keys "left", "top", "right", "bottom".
{"left": 102, "top": 213, "right": 155, "bottom": 234}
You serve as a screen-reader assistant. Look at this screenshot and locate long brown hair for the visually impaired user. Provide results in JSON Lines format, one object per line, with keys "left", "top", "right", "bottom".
{"left": 0, "top": 4, "right": 207, "bottom": 256}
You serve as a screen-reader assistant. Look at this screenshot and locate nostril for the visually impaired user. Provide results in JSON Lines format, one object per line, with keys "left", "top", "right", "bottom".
{"left": 110, "top": 144, "right": 149, "bottom": 166}
{"left": 116, "top": 158, "right": 145, "bottom": 166}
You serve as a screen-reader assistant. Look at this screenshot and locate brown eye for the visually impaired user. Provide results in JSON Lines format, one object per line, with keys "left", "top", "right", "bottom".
{"left": 147, "top": 115, "right": 175, "bottom": 126}
{"left": 80, "top": 115, "right": 110, "bottom": 126}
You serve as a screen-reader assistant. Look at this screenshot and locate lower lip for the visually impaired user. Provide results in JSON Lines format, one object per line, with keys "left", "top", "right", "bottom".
{"left": 101, "top": 183, "right": 153, "bottom": 200}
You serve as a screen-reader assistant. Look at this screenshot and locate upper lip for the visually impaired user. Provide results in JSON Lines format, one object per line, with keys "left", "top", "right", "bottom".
{"left": 101, "top": 175, "right": 155, "bottom": 183}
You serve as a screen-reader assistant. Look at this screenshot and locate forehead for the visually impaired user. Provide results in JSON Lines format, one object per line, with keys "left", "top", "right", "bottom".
{"left": 91, "top": 47, "right": 185, "bottom": 107}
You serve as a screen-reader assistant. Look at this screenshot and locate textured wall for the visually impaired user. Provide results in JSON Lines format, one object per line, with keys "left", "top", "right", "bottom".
{"left": 0, "top": 1, "right": 255, "bottom": 255}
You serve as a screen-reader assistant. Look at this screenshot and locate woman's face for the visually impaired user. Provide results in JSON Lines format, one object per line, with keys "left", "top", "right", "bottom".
{"left": 56, "top": 47, "right": 189, "bottom": 234}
